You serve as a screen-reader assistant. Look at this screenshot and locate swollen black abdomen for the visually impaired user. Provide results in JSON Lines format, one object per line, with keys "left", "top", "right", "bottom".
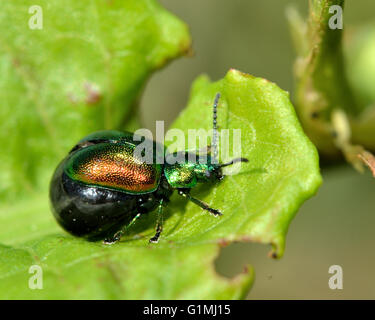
{"left": 49, "top": 158, "right": 158, "bottom": 241}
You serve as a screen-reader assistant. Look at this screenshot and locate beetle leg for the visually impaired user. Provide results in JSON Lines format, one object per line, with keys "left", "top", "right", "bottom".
{"left": 103, "top": 213, "right": 141, "bottom": 245}
{"left": 177, "top": 189, "right": 222, "bottom": 216}
{"left": 149, "top": 199, "right": 164, "bottom": 243}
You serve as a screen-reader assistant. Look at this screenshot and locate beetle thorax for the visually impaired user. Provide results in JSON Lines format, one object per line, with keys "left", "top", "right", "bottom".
{"left": 163, "top": 152, "right": 222, "bottom": 189}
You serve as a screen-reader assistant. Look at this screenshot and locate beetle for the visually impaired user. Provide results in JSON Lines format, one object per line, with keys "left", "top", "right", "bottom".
{"left": 49, "top": 93, "right": 248, "bottom": 244}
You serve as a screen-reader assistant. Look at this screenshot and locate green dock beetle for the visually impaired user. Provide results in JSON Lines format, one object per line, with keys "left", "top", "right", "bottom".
{"left": 49, "top": 93, "right": 248, "bottom": 244}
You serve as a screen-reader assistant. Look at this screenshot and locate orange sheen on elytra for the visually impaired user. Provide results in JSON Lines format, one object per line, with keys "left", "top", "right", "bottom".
{"left": 64, "top": 143, "right": 161, "bottom": 194}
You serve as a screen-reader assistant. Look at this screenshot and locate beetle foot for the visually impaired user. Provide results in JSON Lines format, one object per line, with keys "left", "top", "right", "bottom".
{"left": 207, "top": 208, "right": 223, "bottom": 216}
{"left": 149, "top": 237, "right": 159, "bottom": 244}
{"left": 149, "top": 232, "right": 161, "bottom": 244}
{"left": 103, "top": 231, "right": 122, "bottom": 245}
{"left": 103, "top": 239, "right": 116, "bottom": 245}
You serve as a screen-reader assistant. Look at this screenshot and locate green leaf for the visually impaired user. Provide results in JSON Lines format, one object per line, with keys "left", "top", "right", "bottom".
{"left": 0, "top": 69, "right": 321, "bottom": 299}
{"left": 0, "top": 235, "right": 252, "bottom": 299}
{"left": 0, "top": 0, "right": 254, "bottom": 300}
{"left": 0, "top": 0, "right": 191, "bottom": 201}
{"left": 0, "top": 0, "right": 321, "bottom": 299}
{"left": 165, "top": 69, "right": 321, "bottom": 257}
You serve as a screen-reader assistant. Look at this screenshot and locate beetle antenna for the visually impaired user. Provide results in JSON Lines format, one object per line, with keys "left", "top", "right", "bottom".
{"left": 212, "top": 92, "right": 221, "bottom": 164}
{"left": 220, "top": 157, "right": 249, "bottom": 168}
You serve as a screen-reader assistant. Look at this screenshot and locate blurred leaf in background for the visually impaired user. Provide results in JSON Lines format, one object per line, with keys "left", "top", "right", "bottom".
{"left": 0, "top": 0, "right": 191, "bottom": 201}
{"left": 345, "top": 23, "right": 375, "bottom": 160}
{"left": 287, "top": 0, "right": 375, "bottom": 174}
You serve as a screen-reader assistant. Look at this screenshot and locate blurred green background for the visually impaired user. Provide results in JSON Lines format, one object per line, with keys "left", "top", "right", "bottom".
{"left": 141, "top": 0, "right": 375, "bottom": 299}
